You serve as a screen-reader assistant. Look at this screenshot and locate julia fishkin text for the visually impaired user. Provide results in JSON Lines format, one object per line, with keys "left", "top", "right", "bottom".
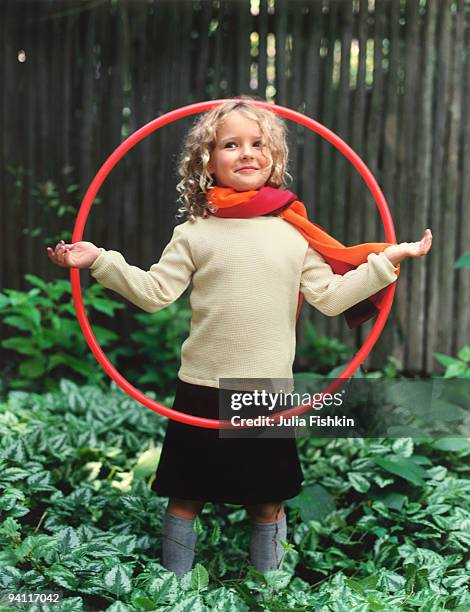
{"left": 230, "top": 415, "right": 355, "bottom": 428}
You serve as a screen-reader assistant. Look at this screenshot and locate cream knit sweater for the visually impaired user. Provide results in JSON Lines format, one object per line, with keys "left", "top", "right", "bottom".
{"left": 89, "top": 215, "right": 398, "bottom": 389}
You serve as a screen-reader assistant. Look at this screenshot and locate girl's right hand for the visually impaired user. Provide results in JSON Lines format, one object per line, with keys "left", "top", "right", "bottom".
{"left": 46, "top": 240, "right": 102, "bottom": 269}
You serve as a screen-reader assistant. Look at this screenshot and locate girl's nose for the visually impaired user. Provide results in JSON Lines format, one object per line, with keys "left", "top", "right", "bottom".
{"left": 240, "top": 145, "right": 255, "bottom": 158}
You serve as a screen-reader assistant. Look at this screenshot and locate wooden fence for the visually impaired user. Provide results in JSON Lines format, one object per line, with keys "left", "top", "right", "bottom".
{"left": 1, "top": 0, "right": 469, "bottom": 375}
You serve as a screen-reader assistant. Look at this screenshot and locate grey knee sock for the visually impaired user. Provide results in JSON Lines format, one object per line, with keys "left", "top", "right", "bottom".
{"left": 161, "top": 511, "right": 197, "bottom": 576}
{"left": 250, "top": 515, "right": 287, "bottom": 572}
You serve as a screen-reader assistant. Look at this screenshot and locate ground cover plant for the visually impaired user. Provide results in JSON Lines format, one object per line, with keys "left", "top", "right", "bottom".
{"left": 0, "top": 379, "right": 469, "bottom": 611}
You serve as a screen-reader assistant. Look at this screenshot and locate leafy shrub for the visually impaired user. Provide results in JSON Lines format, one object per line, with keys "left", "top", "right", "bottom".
{"left": 433, "top": 346, "right": 470, "bottom": 378}
{"left": 0, "top": 275, "right": 123, "bottom": 395}
{"left": 111, "top": 302, "right": 192, "bottom": 399}
{"left": 7, "top": 167, "right": 101, "bottom": 249}
{"left": 0, "top": 276, "right": 191, "bottom": 400}
{"left": 296, "top": 319, "right": 353, "bottom": 373}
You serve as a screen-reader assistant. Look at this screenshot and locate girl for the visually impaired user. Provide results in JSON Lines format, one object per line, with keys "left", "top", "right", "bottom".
{"left": 47, "top": 97, "right": 432, "bottom": 582}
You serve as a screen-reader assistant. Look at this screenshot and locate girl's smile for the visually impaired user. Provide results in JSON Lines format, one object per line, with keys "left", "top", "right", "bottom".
{"left": 208, "top": 112, "right": 272, "bottom": 191}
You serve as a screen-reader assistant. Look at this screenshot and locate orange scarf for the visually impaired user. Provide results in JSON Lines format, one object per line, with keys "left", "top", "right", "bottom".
{"left": 208, "top": 186, "right": 400, "bottom": 328}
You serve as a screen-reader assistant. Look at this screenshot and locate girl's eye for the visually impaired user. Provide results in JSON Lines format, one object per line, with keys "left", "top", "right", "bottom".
{"left": 223, "top": 141, "right": 264, "bottom": 148}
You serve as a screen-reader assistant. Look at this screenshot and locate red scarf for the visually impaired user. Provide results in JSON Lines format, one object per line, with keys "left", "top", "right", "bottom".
{"left": 208, "top": 186, "right": 400, "bottom": 329}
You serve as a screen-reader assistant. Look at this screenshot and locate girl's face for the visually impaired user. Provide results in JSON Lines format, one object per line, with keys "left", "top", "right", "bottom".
{"left": 208, "top": 112, "right": 272, "bottom": 191}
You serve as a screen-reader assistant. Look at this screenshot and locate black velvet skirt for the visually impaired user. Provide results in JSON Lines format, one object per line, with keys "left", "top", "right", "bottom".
{"left": 152, "top": 378, "right": 304, "bottom": 505}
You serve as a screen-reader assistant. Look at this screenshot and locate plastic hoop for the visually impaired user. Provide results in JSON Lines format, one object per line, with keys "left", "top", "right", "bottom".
{"left": 71, "top": 99, "right": 397, "bottom": 429}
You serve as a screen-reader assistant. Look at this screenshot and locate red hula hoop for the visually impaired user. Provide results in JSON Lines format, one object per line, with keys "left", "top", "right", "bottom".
{"left": 70, "top": 99, "right": 397, "bottom": 429}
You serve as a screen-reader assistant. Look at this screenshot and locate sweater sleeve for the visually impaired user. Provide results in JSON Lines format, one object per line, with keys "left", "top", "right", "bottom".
{"left": 300, "top": 247, "right": 399, "bottom": 317}
{"left": 88, "top": 225, "right": 195, "bottom": 313}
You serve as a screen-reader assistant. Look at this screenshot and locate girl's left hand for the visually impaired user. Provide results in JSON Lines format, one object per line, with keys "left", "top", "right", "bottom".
{"left": 384, "top": 228, "right": 433, "bottom": 266}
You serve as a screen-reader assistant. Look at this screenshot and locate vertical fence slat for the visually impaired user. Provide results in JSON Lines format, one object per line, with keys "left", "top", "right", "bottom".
{"left": 407, "top": 0, "right": 437, "bottom": 372}
{"left": 4, "top": 0, "right": 25, "bottom": 290}
{"left": 237, "top": 0, "right": 252, "bottom": 94}
{"left": 382, "top": 0, "right": 403, "bottom": 368}
{"left": 440, "top": 0, "right": 465, "bottom": 357}
{"left": 0, "top": 0, "right": 6, "bottom": 303}
{"left": 25, "top": 0, "right": 38, "bottom": 281}
{"left": 426, "top": 0, "right": 452, "bottom": 372}
{"left": 361, "top": 0, "right": 388, "bottom": 368}
{"left": 347, "top": 0, "right": 367, "bottom": 351}
{"left": 302, "top": 0, "right": 321, "bottom": 210}
{"left": 318, "top": 0, "right": 338, "bottom": 340}
{"left": 296, "top": 0, "right": 321, "bottom": 368}
{"left": 107, "top": 2, "right": 126, "bottom": 261}
{"left": 395, "top": 0, "right": 420, "bottom": 372}
{"left": 195, "top": 0, "right": 212, "bottom": 97}
{"left": 86, "top": 1, "right": 111, "bottom": 283}
{"left": 274, "top": 0, "right": 288, "bottom": 103}
{"left": 121, "top": 3, "right": 139, "bottom": 267}
{"left": 140, "top": 2, "right": 158, "bottom": 268}
{"left": 257, "top": 0, "right": 268, "bottom": 97}
{"left": 289, "top": 4, "right": 303, "bottom": 184}
{"left": 213, "top": 1, "right": 225, "bottom": 98}
{"left": 329, "top": 0, "right": 352, "bottom": 346}
{"left": 456, "top": 18, "right": 470, "bottom": 351}
{"left": 296, "top": 0, "right": 323, "bottom": 369}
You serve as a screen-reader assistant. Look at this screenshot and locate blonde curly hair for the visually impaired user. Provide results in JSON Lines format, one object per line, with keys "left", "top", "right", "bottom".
{"left": 176, "top": 96, "right": 292, "bottom": 222}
